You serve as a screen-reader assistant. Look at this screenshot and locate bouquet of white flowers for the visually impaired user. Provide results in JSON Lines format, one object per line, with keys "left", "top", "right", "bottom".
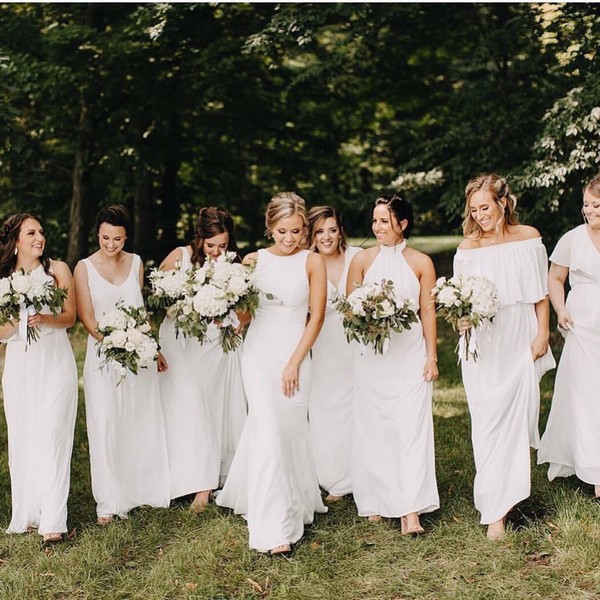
{"left": 431, "top": 274, "right": 499, "bottom": 362}
{"left": 181, "top": 251, "right": 261, "bottom": 353}
{"left": 334, "top": 279, "right": 418, "bottom": 355}
{"left": 0, "top": 269, "right": 68, "bottom": 344}
{"left": 96, "top": 303, "right": 159, "bottom": 385}
{"left": 146, "top": 265, "right": 193, "bottom": 313}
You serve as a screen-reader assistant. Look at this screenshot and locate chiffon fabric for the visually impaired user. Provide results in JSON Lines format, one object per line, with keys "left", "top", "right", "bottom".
{"left": 158, "top": 247, "right": 246, "bottom": 499}
{"left": 2, "top": 263, "right": 78, "bottom": 535}
{"left": 82, "top": 254, "right": 170, "bottom": 518}
{"left": 538, "top": 225, "right": 600, "bottom": 484}
{"left": 308, "top": 246, "right": 361, "bottom": 497}
{"left": 454, "top": 238, "right": 555, "bottom": 524}
{"left": 352, "top": 242, "right": 439, "bottom": 518}
{"left": 216, "top": 249, "right": 326, "bottom": 552}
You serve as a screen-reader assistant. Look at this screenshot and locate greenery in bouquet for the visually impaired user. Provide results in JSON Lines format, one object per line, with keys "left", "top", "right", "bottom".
{"left": 0, "top": 269, "right": 68, "bottom": 344}
{"left": 96, "top": 303, "right": 159, "bottom": 385}
{"left": 431, "top": 274, "right": 499, "bottom": 362}
{"left": 335, "top": 279, "right": 418, "bottom": 355}
{"left": 146, "top": 264, "right": 193, "bottom": 313}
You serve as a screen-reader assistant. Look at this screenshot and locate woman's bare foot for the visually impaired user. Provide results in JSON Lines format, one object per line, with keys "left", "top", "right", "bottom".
{"left": 97, "top": 516, "right": 114, "bottom": 526}
{"left": 367, "top": 515, "right": 382, "bottom": 523}
{"left": 486, "top": 517, "right": 506, "bottom": 541}
{"left": 190, "top": 490, "right": 211, "bottom": 514}
{"left": 594, "top": 484, "right": 600, "bottom": 499}
{"left": 41, "top": 533, "right": 63, "bottom": 547}
{"left": 400, "top": 513, "right": 425, "bottom": 536}
{"left": 325, "top": 494, "right": 344, "bottom": 503}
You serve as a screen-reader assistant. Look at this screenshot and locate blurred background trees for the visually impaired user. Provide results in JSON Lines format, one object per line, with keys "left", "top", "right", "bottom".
{"left": 0, "top": 3, "right": 598, "bottom": 265}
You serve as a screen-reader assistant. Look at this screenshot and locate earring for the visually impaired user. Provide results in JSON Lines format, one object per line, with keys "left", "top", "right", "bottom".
{"left": 14, "top": 247, "right": 17, "bottom": 256}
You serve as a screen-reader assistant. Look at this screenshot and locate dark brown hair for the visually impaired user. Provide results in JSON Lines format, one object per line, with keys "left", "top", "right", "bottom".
{"left": 308, "top": 205, "right": 348, "bottom": 252}
{"left": 191, "top": 206, "right": 239, "bottom": 266}
{"left": 374, "top": 194, "right": 414, "bottom": 239}
{"left": 96, "top": 204, "right": 131, "bottom": 236}
{"left": 0, "top": 213, "right": 52, "bottom": 278}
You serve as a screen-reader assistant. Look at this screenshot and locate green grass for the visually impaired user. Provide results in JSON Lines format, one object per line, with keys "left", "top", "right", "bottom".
{"left": 0, "top": 246, "right": 598, "bottom": 599}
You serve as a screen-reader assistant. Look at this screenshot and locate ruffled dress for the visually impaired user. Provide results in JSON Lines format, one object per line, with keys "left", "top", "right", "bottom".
{"left": 308, "top": 246, "right": 361, "bottom": 496}
{"left": 454, "top": 238, "right": 555, "bottom": 524}
{"left": 538, "top": 225, "right": 600, "bottom": 484}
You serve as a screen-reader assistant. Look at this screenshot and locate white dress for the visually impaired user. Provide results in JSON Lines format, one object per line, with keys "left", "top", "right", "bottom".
{"left": 158, "top": 247, "right": 246, "bottom": 498}
{"left": 216, "top": 249, "right": 326, "bottom": 552}
{"left": 2, "top": 263, "right": 78, "bottom": 535}
{"left": 308, "top": 246, "right": 361, "bottom": 496}
{"left": 538, "top": 225, "right": 600, "bottom": 484}
{"left": 454, "top": 238, "right": 555, "bottom": 524}
{"left": 352, "top": 242, "right": 439, "bottom": 518}
{"left": 82, "top": 254, "right": 170, "bottom": 518}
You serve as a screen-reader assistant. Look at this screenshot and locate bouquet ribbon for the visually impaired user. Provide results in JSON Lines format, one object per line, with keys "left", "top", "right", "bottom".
{"left": 18, "top": 305, "right": 35, "bottom": 344}
{"left": 457, "top": 327, "right": 478, "bottom": 364}
{"left": 221, "top": 310, "right": 240, "bottom": 330}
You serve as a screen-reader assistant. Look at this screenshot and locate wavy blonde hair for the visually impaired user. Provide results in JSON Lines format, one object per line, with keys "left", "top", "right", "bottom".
{"left": 584, "top": 172, "right": 600, "bottom": 199}
{"left": 462, "top": 173, "right": 519, "bottom": 238}
{"left": 265, "top": 191, "right": 309, "bottom": 248}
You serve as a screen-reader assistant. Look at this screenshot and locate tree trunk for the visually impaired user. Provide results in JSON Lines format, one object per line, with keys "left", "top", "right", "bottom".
{"left": 133, "top": 170, "right": 154, "bottom": 262}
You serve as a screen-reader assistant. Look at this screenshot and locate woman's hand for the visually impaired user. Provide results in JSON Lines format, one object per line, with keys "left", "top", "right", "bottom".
{"left": 530, "top": 333, "right": 549, "bottom": 361}
{"left": 157, "top": 351, "right": 169, "bottom": 373}
{"left": 423, "top": 357, "right": 439, "bottom": 382}
{"left": 27, "top": 312, "right": 46, "bottom": 328}
{"left": 282, "top": 361, "right": 300, "bottom": 397}
{"left": 457, "top": 317, "right": 471, "bottom": 335}
{"left": 556, "top": 309, "right": 574, "bottom": 331}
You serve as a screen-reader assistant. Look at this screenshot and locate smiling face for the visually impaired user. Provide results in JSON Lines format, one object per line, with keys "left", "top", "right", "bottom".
{"left": 583, "top": 189, "right": 600, "bottom": 229}
{"left": 16, "top": 218, "right": 45, "bottom": 260}
{"left": 468, "top": 189, "right": 505, "bottom": 234}
{"left": 98, "top": 222, "right": 127, "bottom": 258}
{"left": 313, "top": 216, "right": 341, "bottom": 256}
{"left": 203, "top": 231, "right": 229, "bottom": 260}
{"left": 271, "top": 214, "right": 305, "bottom": 255}
{"left": 372, "top": 204, "right": 404, "bottom": 246}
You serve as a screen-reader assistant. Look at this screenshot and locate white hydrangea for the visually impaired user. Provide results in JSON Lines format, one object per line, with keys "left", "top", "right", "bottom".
{"left": 193, "top": 284, "right": 229, "bottom": 317}
{"left": 98, "top": 309, "right": 129, "bottom": 331}
{"left": 10, "top": 272, "right": 32, "bottom": 295}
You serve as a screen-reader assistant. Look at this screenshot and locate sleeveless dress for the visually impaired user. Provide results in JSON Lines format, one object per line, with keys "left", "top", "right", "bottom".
{"left": 82, "top": 254, "right": 170, "bottom": 518}
{"left": 352, "top": 242, "right": 439, "bottom": 518}
{"left": 216, "top": 249, "right": 326, "bottom": 552}
{"left": 308, "top": 246, "right": 361, "bottom": 496}
{"left": 454, "top": 238, "right": 555, "bottom": 524}
{"left": 538, "top": 225, "right": 600, "bottom": 484}
{"left": 158, "top": 247, "right": 246, "bottom": 498}
{"left": 2, "top": 263, "right": 78, "bottom": 535}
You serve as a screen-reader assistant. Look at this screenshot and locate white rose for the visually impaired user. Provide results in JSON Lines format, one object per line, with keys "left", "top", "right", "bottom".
{"left": 108, "top": 329, "right": 127, "bottom": 348}
{"left": 11, "top": 272, "right": 32, "bottom": 295}
{"left": 377, "top": 299, "right": 395, "bottom": 318}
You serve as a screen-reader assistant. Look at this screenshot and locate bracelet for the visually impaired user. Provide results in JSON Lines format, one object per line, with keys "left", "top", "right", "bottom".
{"left": 428, "top": 356, "right": 438, "bottom": 362}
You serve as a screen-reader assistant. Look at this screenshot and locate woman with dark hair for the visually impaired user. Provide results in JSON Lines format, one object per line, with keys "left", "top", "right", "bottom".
{"left": 0, "top": 213, "right": 78, "bottom": 545}
{"left": 454, "top": 174, "right": 554, "bottom": 540}
{"left": 538, "top": 173, "right": 600, "bottom": 499}
{"left": 74, "top": 204, "right": 170, "bottom": 524}
{"left": 158, "top": 206, "right": 246, "bottom": 513}
{"left": 346, "top": 194, "right": 439, "bottom": 535}
{"left": 307, "top": 206, "right": 361, "bottom": 502}
{"left": 216, "top": 192, "right": 327, "bottom": 555}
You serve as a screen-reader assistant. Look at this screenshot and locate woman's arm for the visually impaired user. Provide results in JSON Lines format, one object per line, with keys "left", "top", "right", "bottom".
{"left": 28, "top": 260, "right": 76, "bottom": 330}
{"left": 159, "top": 247, "right": 187, "bottom": 271}
{"left": 281, "top": 252, "right": 327, "bottom": 397}
{"left": 548, "top": 263, "right": 572, "bottom": 329}
{"left": 235, "top": 252, "right": 258, "bottom": 329}
{"left": 531, "top": 296, "right": 550, "bottom": 360}
{"left": 416, "top": 254, "right": 439, "bottom": 382}
{"left": 345, "top": 250, "right": 368, "bottom": 296}
{"left": 74, "top": 261, "right": 101, "bottom": 341}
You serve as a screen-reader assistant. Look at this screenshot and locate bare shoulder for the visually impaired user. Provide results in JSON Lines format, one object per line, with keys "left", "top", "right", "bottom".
{"left": 405, "top": 246, "right": 433, "bottom": 266}
{"left": 242, "top": 251, "right": 258, "bottom": 266}
{"left": 458, "top": 236, "right": 479, "bottom": 249}
{"left": 50, "top": 259, "right": 72, "bottom": 278}
{"left": 160, "top": 247, "right": 186, "bottom": 270}
{"left": 511, "top": 224, "right": 541, "bottom": 241}
{"left": 307, "top": 250, "right": 325, "bottom": 267}
{"left": 351, "top": 246, "right": 377, "bottom": 266}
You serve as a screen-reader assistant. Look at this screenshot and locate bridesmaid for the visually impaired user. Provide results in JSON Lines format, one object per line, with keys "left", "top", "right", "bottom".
{"left": 216, "top": 191, "right": 327, "bottom": 555}
{"left": 307, "top": 206, "right": 360, "bottom": 502}
{"left": 538, "top": 173, "right": 600, "bottom": 498}
{"left": 454, "top": 174, "right": 555, "bottom": 540}
{"left": 0, "top": 213, "right": 78, "bottom": 546}
{"left": 158, "top": 206, "right": 246, "bottom": 513}
{"left": 346, "top": 195, "right": 439, "bottom": 535}
{"left": 74, "top": 204, "right": 170, "bottom": 524}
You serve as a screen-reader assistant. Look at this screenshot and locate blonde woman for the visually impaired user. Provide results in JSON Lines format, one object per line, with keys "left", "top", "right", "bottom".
{"left": 454, "top": 174, "right": 555, "bottom": 540}
{"left": 216, "top": 192, "right": 327, "bottom": 555}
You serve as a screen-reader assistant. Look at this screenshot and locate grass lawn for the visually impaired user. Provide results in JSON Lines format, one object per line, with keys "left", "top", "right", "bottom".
{"left": 0, "top": 243, "right": 598, "bottom": 599}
